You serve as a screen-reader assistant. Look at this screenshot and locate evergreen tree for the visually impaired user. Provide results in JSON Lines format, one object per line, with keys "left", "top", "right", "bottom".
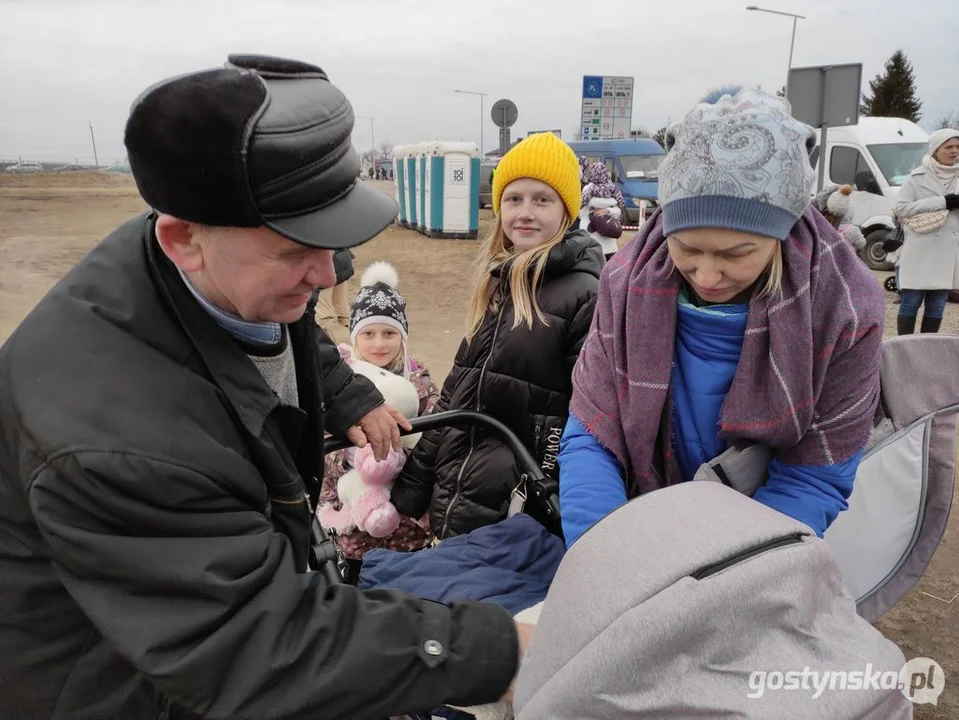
{"left": 860, "top": 50, "right": 922, "bottom": 122}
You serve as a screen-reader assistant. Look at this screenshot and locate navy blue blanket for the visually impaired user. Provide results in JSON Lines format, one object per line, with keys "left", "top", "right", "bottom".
{"left": 358, "top": 514, "right": 565, "bottom": 614}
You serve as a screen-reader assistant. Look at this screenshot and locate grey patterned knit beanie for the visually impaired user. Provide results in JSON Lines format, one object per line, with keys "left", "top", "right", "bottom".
{"left": 658, "top": 89, "right": 817, "bottom": 241}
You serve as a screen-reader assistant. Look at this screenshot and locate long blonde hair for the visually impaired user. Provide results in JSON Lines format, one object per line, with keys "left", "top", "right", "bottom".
{"left": 464, "top": 216, "right": 571, "bottom": 342}
{"left": 758, "top": 243, "right": 784, "bottom": 298}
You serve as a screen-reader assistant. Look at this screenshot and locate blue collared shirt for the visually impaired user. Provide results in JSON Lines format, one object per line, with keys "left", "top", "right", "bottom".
{"left": 178, "top": 269, "right": 282, "bottom": 347}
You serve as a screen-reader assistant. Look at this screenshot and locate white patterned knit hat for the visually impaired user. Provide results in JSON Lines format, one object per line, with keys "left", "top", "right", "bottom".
{"left": 349, "top": 261, "right": 408, "bottom": 342}
{"left": 657, "top": 89, "right": 817, "bottom": 241}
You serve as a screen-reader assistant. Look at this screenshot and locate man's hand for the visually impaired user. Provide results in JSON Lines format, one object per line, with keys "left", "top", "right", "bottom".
{"left": 500, "top": 621, "right": 536, "bottom": 705}
{"left": 345, "top": 404, "right": 412, "bottom": 461}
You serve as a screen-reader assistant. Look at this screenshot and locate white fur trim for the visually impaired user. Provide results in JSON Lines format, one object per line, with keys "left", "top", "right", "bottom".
{"left": 351, "top": 316, "right": 408, "bottom": 342}
{"left": 360, "top": 261, "right": 399, "bottom": 289}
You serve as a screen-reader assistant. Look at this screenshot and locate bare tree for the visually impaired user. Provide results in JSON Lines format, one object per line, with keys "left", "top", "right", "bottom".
{"left": 378, "top": 141, "right": 394, "bottom": 158}
{"left": 935, "top": 112, "right": 959, "bottom": 130}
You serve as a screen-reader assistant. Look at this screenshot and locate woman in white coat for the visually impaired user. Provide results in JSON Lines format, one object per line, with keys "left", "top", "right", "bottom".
{"left": 893, "top": 128, "right": 959, "bottom": 334}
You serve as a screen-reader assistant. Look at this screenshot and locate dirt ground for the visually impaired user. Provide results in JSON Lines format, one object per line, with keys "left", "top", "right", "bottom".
{"left": 1, "top": 172, "right": 957, "bottom": 716}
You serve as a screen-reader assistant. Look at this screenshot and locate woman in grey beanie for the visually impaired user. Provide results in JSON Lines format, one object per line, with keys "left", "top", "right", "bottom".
{"left": 559, "top": 89, "right": 886, "bottom": 548}
{"left": 892, "top": 128, "right": 959, "bottom": 334}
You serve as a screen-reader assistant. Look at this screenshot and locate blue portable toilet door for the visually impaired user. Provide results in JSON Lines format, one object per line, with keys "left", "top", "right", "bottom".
{"left": 395, "top": 158, "right": 407, "bottom": 225}
{"left": 418, "top": 156, "right": 427, "bottom": 231}
{"left": 407, "top": 157, "right": 417, "bottom": 227}
{"left": 423, "top": 156, "right": 431, "bottom": 233}
{"left": 429, "top": 156, "right": 444, "bottom": 234}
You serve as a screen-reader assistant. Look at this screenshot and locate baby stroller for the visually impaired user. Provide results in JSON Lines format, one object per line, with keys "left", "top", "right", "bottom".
{"left": 310, "top": 409, "right": 562, "bottom": 587}
{"left": 311, "top": 334, "right": 959, "bottom": 717}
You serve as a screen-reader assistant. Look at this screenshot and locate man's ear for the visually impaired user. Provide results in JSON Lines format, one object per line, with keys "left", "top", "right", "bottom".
{"left": 154, "top": 214, "right": 205, "bottom": 272}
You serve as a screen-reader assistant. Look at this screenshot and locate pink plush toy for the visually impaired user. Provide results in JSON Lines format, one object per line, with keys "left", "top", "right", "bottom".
{"left": 317, "top": 349, "right": 422, "bottom": 539}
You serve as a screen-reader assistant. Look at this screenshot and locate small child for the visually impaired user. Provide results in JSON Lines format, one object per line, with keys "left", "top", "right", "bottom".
{"left": 580, "top": 161, "right": 626, "bottom": 261}
{"left": 318, "top": 261, "right": 440, "bottom": 583}
{"left": 812, "top": 184, "right": 867, "bottom": 251}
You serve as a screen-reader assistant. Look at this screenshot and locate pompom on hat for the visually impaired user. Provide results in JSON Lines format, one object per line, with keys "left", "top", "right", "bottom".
{"left": 349, "top": 261, "right": 408, "bottom": 341}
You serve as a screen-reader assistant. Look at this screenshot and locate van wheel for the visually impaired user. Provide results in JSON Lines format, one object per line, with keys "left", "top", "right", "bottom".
{"left": 861, "top": 229, "right": 894, "bottom": 271}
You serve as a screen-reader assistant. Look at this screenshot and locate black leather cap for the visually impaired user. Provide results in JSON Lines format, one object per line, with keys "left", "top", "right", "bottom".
{"left": 124, "top": 54, "right": 396, "bottom": 249}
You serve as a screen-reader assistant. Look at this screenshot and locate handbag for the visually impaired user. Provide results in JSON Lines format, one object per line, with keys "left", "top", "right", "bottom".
{"left": 901, "top": 209, "right": 948, "bottom": 235}
{"left": 882, "top": 224, "right": 904, "bottom": 253}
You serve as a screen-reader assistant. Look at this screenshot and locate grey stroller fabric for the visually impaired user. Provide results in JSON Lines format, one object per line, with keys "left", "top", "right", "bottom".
{"left": 825, "top": 333, "right": 959, "bottom": 621}
{"left": 513, "top": 482, "right": 912, "bottom": 719}
{"left": 689, "top": 334, "right": 959, "bottom": 622}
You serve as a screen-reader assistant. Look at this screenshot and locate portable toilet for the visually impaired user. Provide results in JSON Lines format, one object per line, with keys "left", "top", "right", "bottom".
{"left": 419, "top": 149, "right": 429, "bottom": 233}
{"left": 413, "top": 144, "right": 427, "bottom": 233}
{"left": 422, "top": 141, "right": 480, "bottom": 239}
{"left": 404, "top": 145, "right": 419, "bottom": 230}
{"left": 423, "top": 145, "right": 433, "bottom": 235}
{"left": 392, "top": 146, "right": 407, "bottom": 227}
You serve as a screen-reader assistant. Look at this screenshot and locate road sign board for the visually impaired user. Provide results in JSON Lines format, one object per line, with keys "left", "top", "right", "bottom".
{"left": 581, "top": 75, "right": 634, "bottom": 141}
{"left": 491, "top": 98, "right": 518, "bottom": 128}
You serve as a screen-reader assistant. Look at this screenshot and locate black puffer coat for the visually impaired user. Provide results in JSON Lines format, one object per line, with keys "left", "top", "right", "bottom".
{"left": 332, "top": 248, "right": 355, "bottom": 285}
{"left": 392, "top": 229, "right": 603, "bottom": 539}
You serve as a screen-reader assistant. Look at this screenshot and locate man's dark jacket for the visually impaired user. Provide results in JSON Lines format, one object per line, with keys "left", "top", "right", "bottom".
{"left": 0, "top": 213, "right": 517, "bottom": 720}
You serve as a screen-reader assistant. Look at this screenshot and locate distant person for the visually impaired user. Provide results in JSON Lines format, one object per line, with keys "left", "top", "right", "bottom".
{"left": 580, "top": 161, "right": 627, "bottom": 261}
{"left": 0, "top": 54, "right": 529, "bottom": 719}
{"left": 578, "top": 154, "right": 589, "bottom": 187}
{"left": 314, "top": 248, "right": 354, "bottom": 345}
{"left": 894, "top": 128, "right": 959, "bottom": 334}
{"left": 391, "top": 132, "right": 602, "bottom": 539}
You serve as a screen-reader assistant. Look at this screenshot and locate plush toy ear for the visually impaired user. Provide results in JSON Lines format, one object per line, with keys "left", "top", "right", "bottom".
{"left": 337, "top": 343, "right": 355, "bottom": 367}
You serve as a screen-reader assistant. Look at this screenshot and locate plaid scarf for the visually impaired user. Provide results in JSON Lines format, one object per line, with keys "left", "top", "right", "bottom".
{"left": 569, "top": 206, "right": 885, "bottom": 495}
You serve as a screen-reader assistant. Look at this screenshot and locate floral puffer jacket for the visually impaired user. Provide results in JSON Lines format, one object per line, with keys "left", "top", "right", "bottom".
{"left": 318, "top": 358, "right": 441, "bottom": 560}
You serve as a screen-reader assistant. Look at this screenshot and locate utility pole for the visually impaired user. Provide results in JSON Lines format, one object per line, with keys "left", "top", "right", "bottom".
{"left": 88, "top": 121, "right": 99, "bottom": 169}
{"left": 454, "top": 89, "right": 489, "bottom": 157}
{"left": 745, "top": 6, "right": 806, "bottom": 99}
{"left": 356, "top": 115, "right": 375, "bottom": 174}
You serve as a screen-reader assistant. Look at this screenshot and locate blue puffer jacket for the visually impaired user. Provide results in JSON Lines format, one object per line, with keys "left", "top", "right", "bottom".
{"left": 559, "top": 292, "right": 860, "bottom": 547}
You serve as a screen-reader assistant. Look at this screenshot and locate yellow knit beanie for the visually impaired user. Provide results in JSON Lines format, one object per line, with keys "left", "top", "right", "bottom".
{"left": 492, "top": 132, "right": 581, "bottom": 221}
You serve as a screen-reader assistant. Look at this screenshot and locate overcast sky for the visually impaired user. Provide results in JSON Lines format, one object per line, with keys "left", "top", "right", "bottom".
{"left": 2, "top": 0, "right": 957, "bottom": 163}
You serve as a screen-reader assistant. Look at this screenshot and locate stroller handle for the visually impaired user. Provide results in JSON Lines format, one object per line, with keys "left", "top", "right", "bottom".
{"left": 313, "top": 409, "right": 563, "bottom": 583}
{"left": 325, "top": 409, "right": 547, "bottom": 483}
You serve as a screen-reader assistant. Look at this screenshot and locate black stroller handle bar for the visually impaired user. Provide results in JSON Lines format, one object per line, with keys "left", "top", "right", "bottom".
{"left": 312, "top": 409, "right": 562, "bottom": 584}
{"left": 325, "top": 410, "right": 547, "bottom": 484}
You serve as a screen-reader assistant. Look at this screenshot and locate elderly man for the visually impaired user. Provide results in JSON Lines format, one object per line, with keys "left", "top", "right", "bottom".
{"left": 0, "top": 54, "right": 526, "bottom": 719}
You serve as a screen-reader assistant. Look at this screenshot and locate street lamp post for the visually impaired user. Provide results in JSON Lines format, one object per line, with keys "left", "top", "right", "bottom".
{"left": 454, "top": 89, "right": 488, "bottom": 157}
{"left": 746, "top": 6, "right": 806, "bottom": 98}
{"left": 355, "top": 115, "right": 375, "bottom": 174}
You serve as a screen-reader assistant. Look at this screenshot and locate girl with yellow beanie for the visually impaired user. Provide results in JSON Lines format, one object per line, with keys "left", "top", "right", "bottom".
{"left": 391, "top": 132, "right": 603, "bottom": 540}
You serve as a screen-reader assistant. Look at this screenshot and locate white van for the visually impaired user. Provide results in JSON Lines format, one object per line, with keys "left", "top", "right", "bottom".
{"left": 810, "top": 117, "right": 928, "bottom": 269}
